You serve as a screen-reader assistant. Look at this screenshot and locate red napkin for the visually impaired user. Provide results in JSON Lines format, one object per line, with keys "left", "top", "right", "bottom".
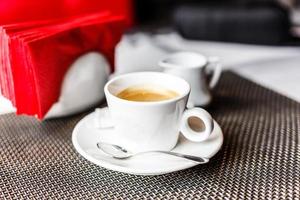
{"left": 0, "top": 12, "right": 125, "bottom": 119}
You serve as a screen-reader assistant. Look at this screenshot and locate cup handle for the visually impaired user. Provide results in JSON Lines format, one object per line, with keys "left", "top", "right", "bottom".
{"left": 180, "top": 107, "right": 214, "bottom": 142}
{"left": 207, "top": 57, "right": 222, "bottom": 89}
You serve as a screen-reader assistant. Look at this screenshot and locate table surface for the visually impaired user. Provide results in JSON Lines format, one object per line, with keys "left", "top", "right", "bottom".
{"left": 1, "top": 32, "right": 300, "bottom": 115}
{"left": 1, "top": 32, "right": 300, "bottom": 199}
{"left": 1, "top": 71, "right": 299, "bottom": 199}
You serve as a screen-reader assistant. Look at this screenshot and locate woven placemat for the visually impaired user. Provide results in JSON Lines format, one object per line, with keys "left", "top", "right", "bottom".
{"left": 0, "top": 71, "right": 299, "bottom": 199}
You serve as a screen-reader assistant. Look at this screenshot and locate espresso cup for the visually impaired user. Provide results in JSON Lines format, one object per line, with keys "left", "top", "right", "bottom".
{"left": 104, "top": 72, "right": 214, "bottom": 153}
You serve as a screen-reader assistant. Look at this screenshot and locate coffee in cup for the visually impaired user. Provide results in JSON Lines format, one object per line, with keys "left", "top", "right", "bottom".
{"left": 116, "top": 85, "right": 179, "bottom": 102}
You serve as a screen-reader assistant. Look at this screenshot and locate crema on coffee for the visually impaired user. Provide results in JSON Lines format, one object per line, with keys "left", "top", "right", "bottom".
{"left": 116, "top": 85, "right": 179, "bottom": 102}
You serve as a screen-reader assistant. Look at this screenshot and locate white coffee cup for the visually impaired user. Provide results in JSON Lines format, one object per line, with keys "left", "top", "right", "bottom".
{"left": 159, "top": 51, "right": 222, "bottom": 107}
{"left": 104, "top": 72, "right": 214, "bottom": 153}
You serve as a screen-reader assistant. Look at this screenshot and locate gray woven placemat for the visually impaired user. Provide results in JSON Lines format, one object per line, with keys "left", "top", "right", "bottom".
{"left": 0, "top": 71, "right": 299, "bottom": 199}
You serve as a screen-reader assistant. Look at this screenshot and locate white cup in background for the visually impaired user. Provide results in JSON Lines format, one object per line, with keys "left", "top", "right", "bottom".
{"left": 159, "top": 51, "right": 222, "bottom": 107}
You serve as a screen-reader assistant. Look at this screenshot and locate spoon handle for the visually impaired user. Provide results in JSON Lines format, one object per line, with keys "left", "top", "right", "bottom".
{"left": 142, "top": 151, "right": 209, "bottom": 163}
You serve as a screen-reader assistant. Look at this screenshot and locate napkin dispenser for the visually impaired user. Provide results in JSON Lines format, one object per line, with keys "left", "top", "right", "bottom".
{"left": 0, "top": 13, "right": 125, "bottom": 120}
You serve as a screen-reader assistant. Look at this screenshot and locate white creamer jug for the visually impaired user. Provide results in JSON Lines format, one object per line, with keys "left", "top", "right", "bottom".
{"left": 159, "top": 51, "right": 222, "bottom": 107}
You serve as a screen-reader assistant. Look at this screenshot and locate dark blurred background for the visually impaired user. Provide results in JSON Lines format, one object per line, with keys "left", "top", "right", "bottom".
{"left": 134, "top": 0, "right": 300, "bottom": 45}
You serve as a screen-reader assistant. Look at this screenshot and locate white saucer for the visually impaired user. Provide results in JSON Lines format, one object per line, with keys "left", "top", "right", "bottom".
{"left": 72, "top": 109, "right": 223, "bottom": 175}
